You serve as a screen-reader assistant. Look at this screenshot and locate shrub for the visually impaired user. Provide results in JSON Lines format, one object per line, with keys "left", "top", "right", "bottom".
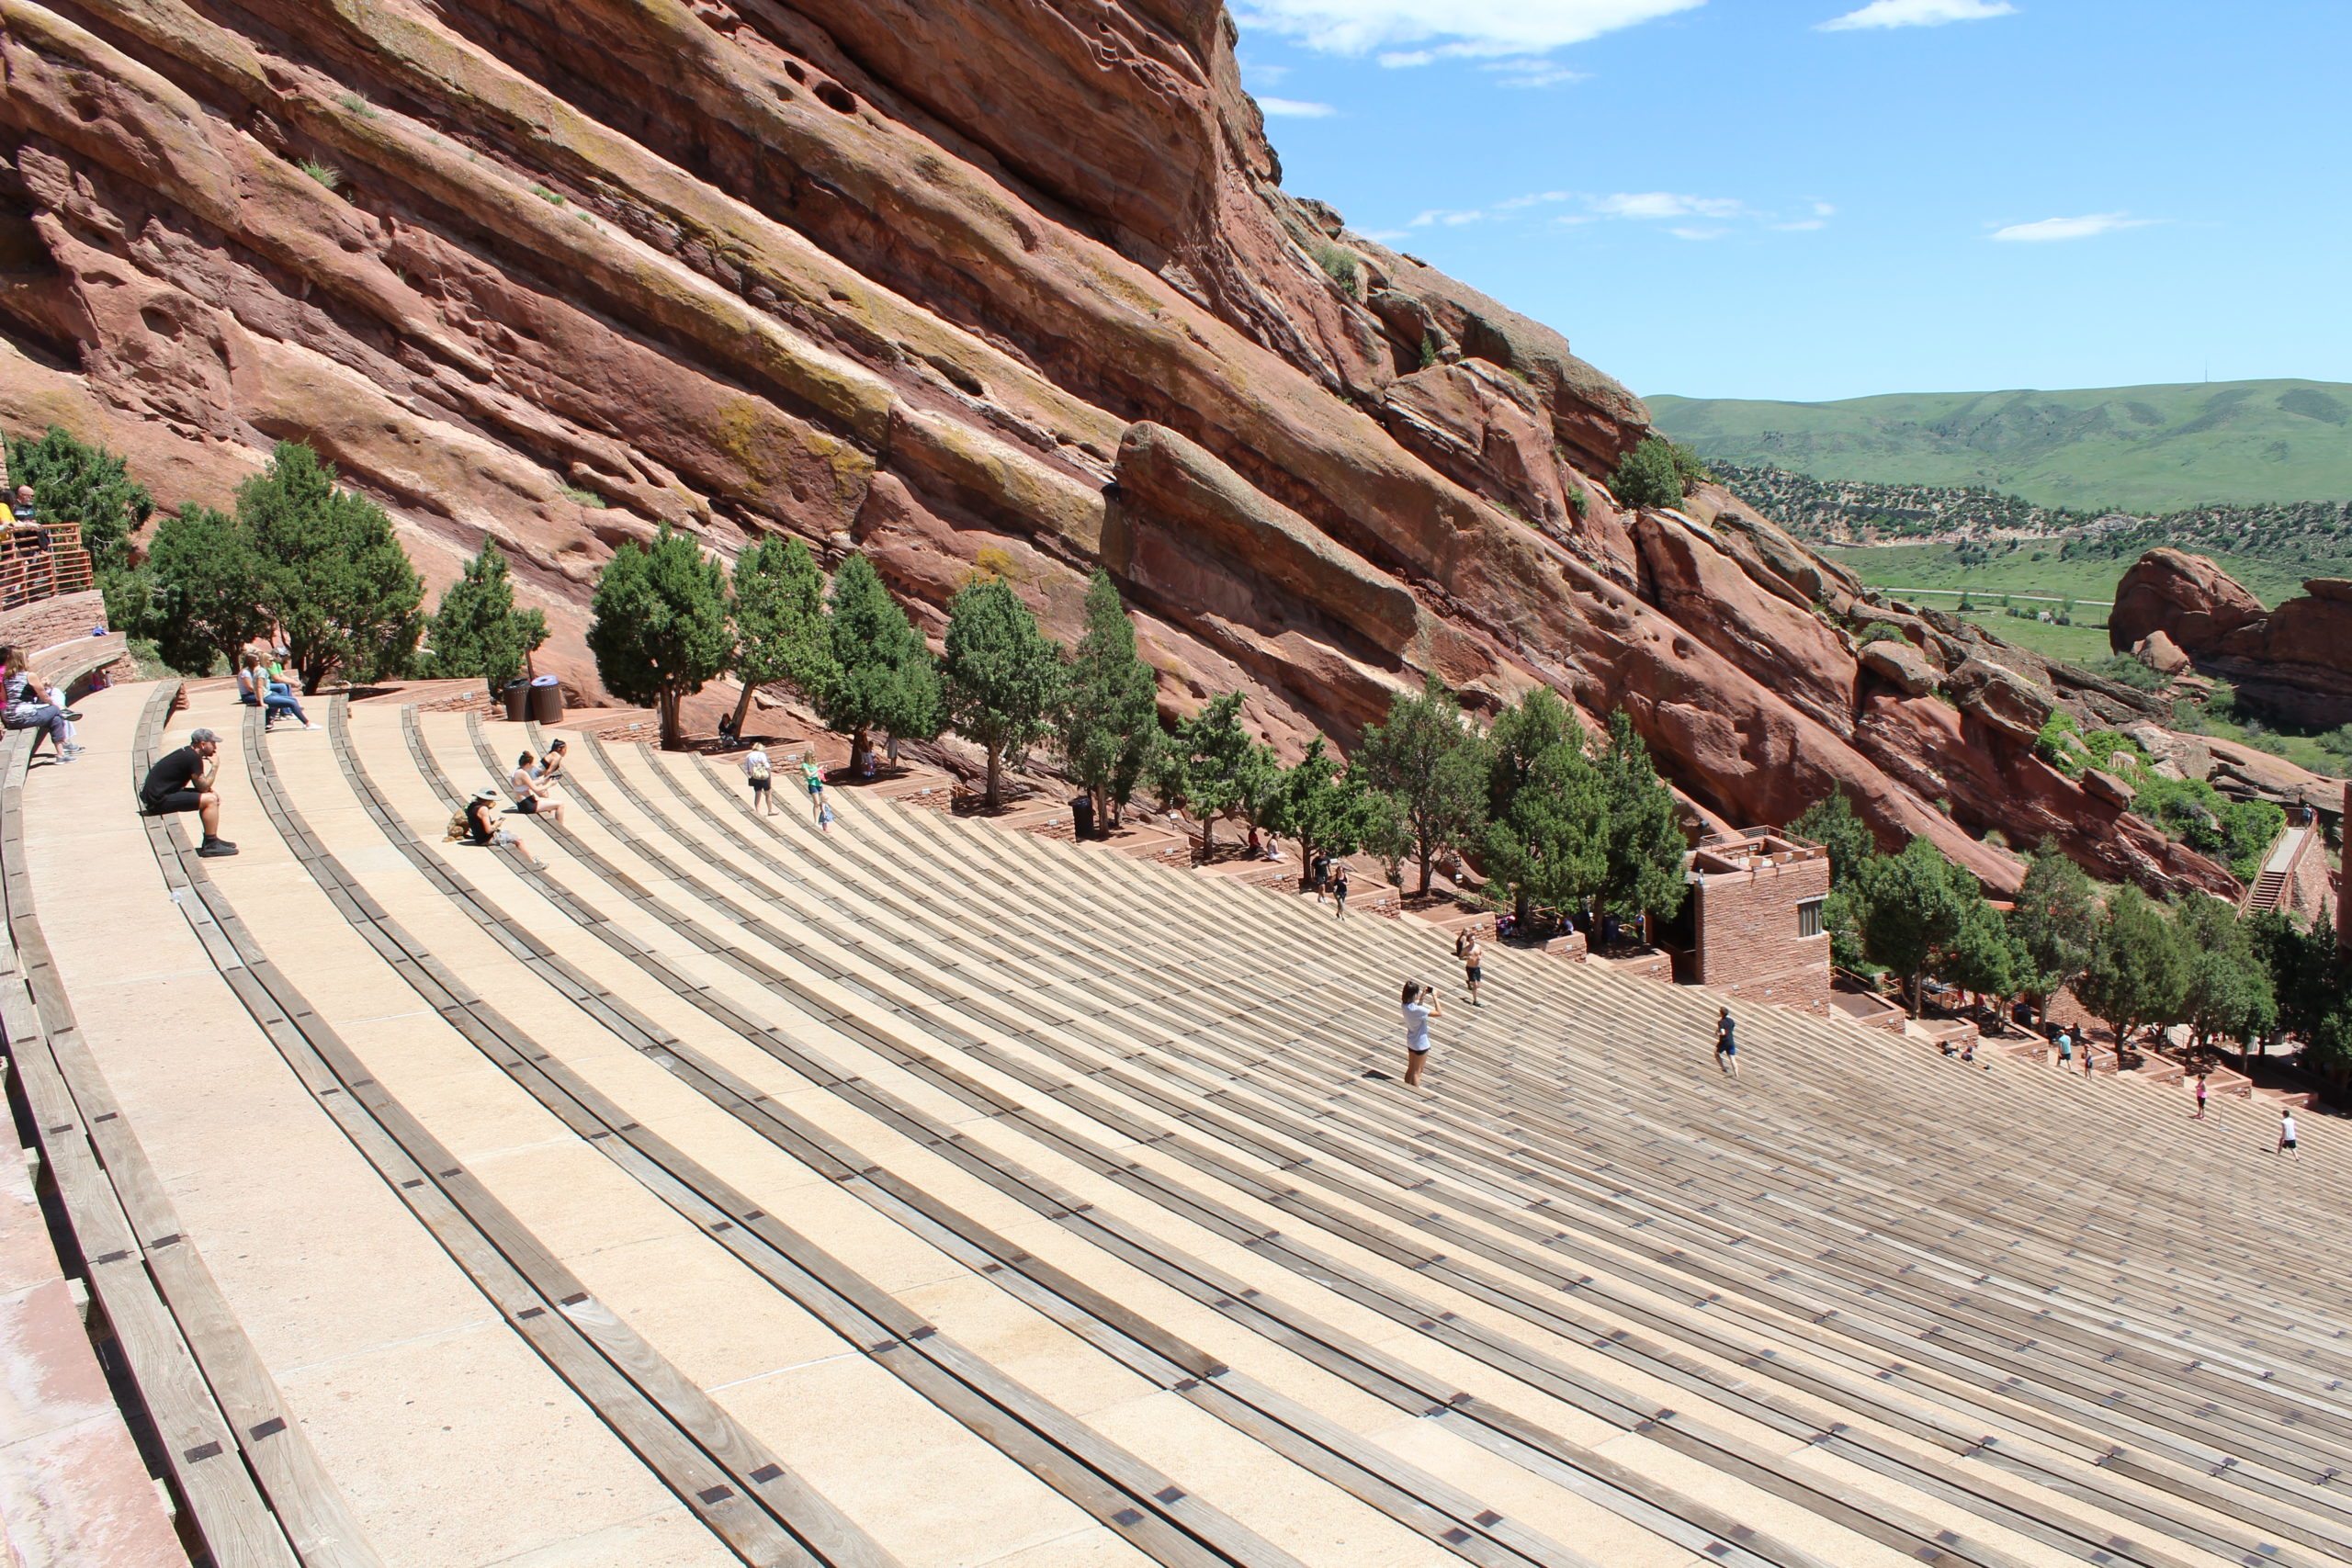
{"left": 1310, "top": 243, "right": 1362, "bottom": 299}
{"left": 1611, "top": 436, "right": 1688, "bottom": 512}
{"left": 2034, "top": 714, "right": 2086, "bottom": 777}
{"left": 2086, "top": 652, "right": 2165, "bottom": 693}
{"left": 299, "top": 160, "right": 345, "bottom": 191}
{"left": 336, "top": 92, "right": 379, "bottom": 118}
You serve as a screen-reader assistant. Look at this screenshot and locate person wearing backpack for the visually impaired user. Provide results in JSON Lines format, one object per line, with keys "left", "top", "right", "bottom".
{"left": 741, "top": 744, "right": 775, "bottom": 816}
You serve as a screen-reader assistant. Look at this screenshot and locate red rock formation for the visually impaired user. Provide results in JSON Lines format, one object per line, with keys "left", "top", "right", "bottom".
{"left": 2114, "top": 552, "right": 2352, "bottom": 726}
{"left": 0, "top": 0, "right": 2231, "bottom": 896}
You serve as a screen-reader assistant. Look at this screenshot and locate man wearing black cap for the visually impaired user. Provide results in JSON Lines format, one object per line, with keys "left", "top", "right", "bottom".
{"left": 140, "top": 727, "right": 235, "bottom": 857}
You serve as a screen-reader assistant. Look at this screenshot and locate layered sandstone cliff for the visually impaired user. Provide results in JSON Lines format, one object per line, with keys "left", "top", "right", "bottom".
{"left": 0, "top": 0, "right": 2236, "bottom": 896}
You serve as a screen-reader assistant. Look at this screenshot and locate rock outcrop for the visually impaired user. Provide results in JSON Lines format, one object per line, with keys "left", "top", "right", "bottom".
{"left": 2113, "top": 551, "right": 2352, "bottom": 726}
{"left": 0, "top": 0, "right": 2235, "bottom": 896}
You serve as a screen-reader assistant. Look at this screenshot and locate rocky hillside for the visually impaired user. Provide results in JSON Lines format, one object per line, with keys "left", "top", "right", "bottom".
{"left": 0, "top": 0, "right": 2237, "bottom": 897}
{"left": 2113, "top": 550, "right": 2352, "bottom": 728}
{"left": 1713, "top": 462, "right": 2094, "bottom": 544}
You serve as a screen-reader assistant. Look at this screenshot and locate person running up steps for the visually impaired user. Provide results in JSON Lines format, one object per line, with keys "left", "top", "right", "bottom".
{"left": 1330, "top": 865, "right": 1350, "bottom": 919}
{"left": 1714, "top": 1008, "right": 1739, "bottom": 1077}
{"left": 800, "top": 751, "right": 826, "bottom": 827}
{"left": 1400, "top": 980, "right": 1441, "bottom": 1089}
{"left": 140, "top": 727, "right": 234, "bottom": 857}
{"left": 741, "top": 743, "right": 775, "bottom": 815}
{"left": 1455, "top": 928, "right": 1485, "bottom": 1007}
{"left": 2278, "top": 1109, "right": 2299, "bottom": 1159}
{"left": 506, "top": 751, "right": 565, "bottom": 825}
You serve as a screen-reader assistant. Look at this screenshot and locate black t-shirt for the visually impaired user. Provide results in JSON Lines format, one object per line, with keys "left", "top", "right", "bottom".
{"left": 141, "top": 746, "right": 204, "bottom": 804}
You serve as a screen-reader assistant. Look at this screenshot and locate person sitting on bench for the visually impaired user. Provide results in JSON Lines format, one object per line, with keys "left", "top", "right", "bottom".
{"left": 506, "top": 751, "right": 564, "bottom": 824}
{"left": 140, "top": 727, "right": 235, "bottom": 857}
{"left": 235, "top": 651, "right": 311, "bottom": 729}
{"left": 531, "top": 738, "right": 569, "bottom": 789}
{"left": 2, "top": 646, "right": 80, "bottom": 762}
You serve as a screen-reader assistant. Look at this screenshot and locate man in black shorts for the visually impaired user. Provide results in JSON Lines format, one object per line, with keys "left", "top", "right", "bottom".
{"left": 140, "top": 728, "right": 235, "bottom": 857}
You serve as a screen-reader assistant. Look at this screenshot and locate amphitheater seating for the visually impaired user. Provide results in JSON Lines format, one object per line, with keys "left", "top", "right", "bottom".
{"left": 6, "top": 677, "right": 2350, "bottom": 1568}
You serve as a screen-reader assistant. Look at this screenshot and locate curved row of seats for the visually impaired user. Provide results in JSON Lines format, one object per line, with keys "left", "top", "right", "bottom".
{"left": 10, "top": 678, "right": 2344, "bottom": 1568}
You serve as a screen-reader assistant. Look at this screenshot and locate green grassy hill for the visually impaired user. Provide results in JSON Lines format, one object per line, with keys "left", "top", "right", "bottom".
{"left": 1652, "top": 379, "right": 2352, "bottom": 513}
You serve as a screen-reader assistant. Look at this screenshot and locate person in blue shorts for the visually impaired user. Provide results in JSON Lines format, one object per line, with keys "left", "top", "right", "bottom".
{"left": 1714, "top": 1008, "right": 1739, "bottom": 1077}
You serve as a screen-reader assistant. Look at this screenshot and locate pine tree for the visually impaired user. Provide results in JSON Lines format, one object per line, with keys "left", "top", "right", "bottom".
{"left": 1353, "top": 675, "right": 1489, "bottom": 897}
{"left": 1059, "top": 570, "right": 1161, "bottom": 830}
{"left": 1610, "top": 436, "right": 1690, "bottom": 512}
{"left": 942, "top": 573, "right": 1065, "bottom": 809}
{"left": 1486, "top": 687, "right": 1577, "bottom": 822}
{"left": 2, "top": 424, "right": 153, "bottom": 574}
{"left": 1596, "top": 709, "right": 1689, "bottom": 931}
{"left": 587, "top": 523, "right": 735, "bottom": 749}
{"left": 728, "top": 535, "right": 834, "bottom": 739}
{"left": 821, "top": 552, "right": 939, "bottom": 771}
{"left": 2177, "top": 895, "right": 2277, "bottom": 1056}
{"left": 1483, "top": 738, "right": 1608, "bottom": 930}
{"left": 426, "top": 539, "right": 548, "bottom": 691}
{"left": 2005, "top": 846, "right": 2098, "bottom": 1029}
{"left": 128, "top": 503, "right": 269, "bottom": 675}
{"left": 241, "top": 442, "right": 424, "bottom": 691}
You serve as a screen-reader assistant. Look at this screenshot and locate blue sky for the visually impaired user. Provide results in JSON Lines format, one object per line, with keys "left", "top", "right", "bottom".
{"left": 1234, "top": 1, "right": 2352, "bottom": 402}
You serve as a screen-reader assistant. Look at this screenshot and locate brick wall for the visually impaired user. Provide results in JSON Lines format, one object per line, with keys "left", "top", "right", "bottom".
{"left": 1692, "top": 854, "right": 1831, "bottom": 1008}
{"left": 0, "top": 590, "right": 107, "bottom": 660}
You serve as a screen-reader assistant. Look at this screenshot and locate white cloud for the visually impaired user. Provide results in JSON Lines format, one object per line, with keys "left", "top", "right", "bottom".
{"left": 1670, "top": 226, "right": 1729, "bottom": 241}
{"left": 1590, "top": 191, "right": 1746, "bottom": 220}
{"left": 1988, "top": 211, "right": 2153, "bottom": 243}
{"left": 1494, "top": 190, "right": 1573, "bottom": 210}
{"left": 1481, "top": 57, "right": 1588, "bottom": 87}
{"left": 1257, "top": 96, "right": 1339, "bottom": 117}
{"left": 1237, "top": 0, "right": 1702, "bottom": 58}
{"left": 1239, "top": 57, "right": 1292, "bottom": 85}
{"left": 1818, "top": 0, "right": 2015, "bottom": 30}
{"left": 1378, "top": 50, "right": 1439, "bottom": 66}
{"left": 1440, "top": 210, "right": 1484, "bottom": 225}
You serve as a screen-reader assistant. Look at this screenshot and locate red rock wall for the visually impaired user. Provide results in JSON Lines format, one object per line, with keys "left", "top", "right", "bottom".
{"left": 0, "top": 587, "right": 106, "bottom": 658}
{"left": 0, "top": 0, "right": 2233, "bottom": 897}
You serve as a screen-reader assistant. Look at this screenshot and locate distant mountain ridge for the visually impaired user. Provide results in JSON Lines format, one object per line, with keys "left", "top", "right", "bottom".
{"left": 1652, "top": 379, "right": 2352, "bottom": 513}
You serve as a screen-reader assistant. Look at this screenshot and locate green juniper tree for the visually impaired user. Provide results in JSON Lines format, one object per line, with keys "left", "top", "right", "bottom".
{"left": 587, "top": 523, "right": 735, "bottom": 749}
{"left": 942, "top": 573, "right": 1064, "bottom": 809}
{"left": 821, "top": 552, "right": 939, "bottom": 773}
{"left": 1353, "top": 675, "right": 1489, "bottom": 897}
{"left": 3, "top": 424, "right": 153, "bottom": 574}
{"left": 1788, "top": 787, "right": 1880, "bottom": 887}
{"left": 1058, "top": 570, "right": 1161, "bottom": 831}
{"left": 727, "top": 535, "right": 834, "bottom": 739}
{"left": 1610, "top": 435, "right": 1704, "bottom": 512}
{"left": 241, "top": 442, "right": 424, "bottom": 692}
{"left": 2005, "top": 845, "right": 2099, "bottom": 1030}
{"left": 1172, "top": 692, "right": 1260, "bottom": 857}
{"left": 1482, "top": 737, "right": 1608, "bottom": 931}
{"left": 1279, "top": 737, "right": 1372, "bottom": 873}
{"left": 2177, "top": 895, "right": 2277, "bottom": 1060}
{"left": 2074, "top": 886, "right": 2192, "bottom": 1057}
{"left": 425, "top": 538, "right": 548, "bottom": 691}
{"left": 1596, "top": 709, "right": 1689, "bottom": 934}
{"left": 125, "top": 503, "right": 269, "bottom": 675}
{"left": 1850, "top": 837, "right": 1973, "bottom": 1015}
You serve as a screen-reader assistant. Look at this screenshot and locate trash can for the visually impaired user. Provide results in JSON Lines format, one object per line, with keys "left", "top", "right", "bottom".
{"left": 528, "top": 674, "right": 564, "bottom": 725}
{"left": 502, "top": 679, "right": 530, "bottom": 722}
{"left": 1070, "top": 795, "right": 1095, "bottom": 841}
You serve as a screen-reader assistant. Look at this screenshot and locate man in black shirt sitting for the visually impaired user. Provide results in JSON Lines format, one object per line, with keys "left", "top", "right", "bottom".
{"left": 139, "top": 728, "right": 235, "bottom": 857}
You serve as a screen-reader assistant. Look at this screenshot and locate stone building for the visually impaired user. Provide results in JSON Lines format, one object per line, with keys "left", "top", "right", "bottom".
{"left": 1668, "top": 829, "right": 1833, "bottom": 1009}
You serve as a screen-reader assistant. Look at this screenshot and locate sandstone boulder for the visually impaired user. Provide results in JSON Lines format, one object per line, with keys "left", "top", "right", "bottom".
{"left": 1945, "top": 657, "right": 2055, "bottom": 741}
{"left": 2122, "top": 723, "right": 2211, "bottom": 783}
{"left": 2135, "top": 629, "right": 2190, "bottom": 674}
{"left": 2110, "top": 549, "right": 2267, "bottom": 654}
{"left": 2081, "top": 769, "right": 2134, "bottom": 807}
{"left": 1860, "top": 638, "right": 1938, "bottom": 697}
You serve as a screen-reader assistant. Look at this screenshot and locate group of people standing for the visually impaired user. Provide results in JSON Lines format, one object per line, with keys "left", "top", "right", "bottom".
{"left": 738, "top": 744, "right": 832, "bottom": 829}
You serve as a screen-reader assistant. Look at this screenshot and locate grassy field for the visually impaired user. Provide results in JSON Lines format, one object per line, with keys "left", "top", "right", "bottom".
{"left": 1822, "top": 541, "right": 2314, "bottom": 611}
